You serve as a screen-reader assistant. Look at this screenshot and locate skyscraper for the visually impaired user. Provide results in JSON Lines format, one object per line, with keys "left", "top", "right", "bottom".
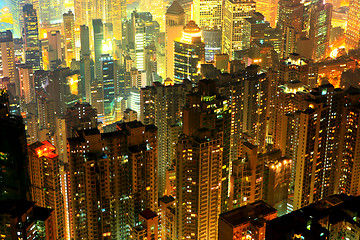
{"left": 193, "top": 0, "right": 223, "bottom": 28}
{"left": 174, "top": 21, "right": 205, "bottom": 83}
{"left": 222, "top": 0, "right": 256, "bottom": 56}
{"left": 176, "top": 80, "right": 229, "bottom": 239}
{"left": 93, "top": 19, "right": 103, "bottom": 80}
{"left": 101, "top": 54, "right": 116, "bottom": 123}
{"left": 23, "top": 4, "right": 41, "bottom": 70}
{"left": 0, "top": 30, "right": 15, "bottom": 83}
{"left": 140, "top": 80, "right": 192, "bottom": 197}
{"left": 345, "top": 0, "right": 360, "bottom": 50}
{"left": 68, "top": 121, "right": 158, "bottom": 239}
{"left": 63, "top": 10, "right": 75, "bottom": 67}
{"left": 165, "top": 1, "right": 185, "bottom": 80}
{"left": 28, "top": 141, "right": 65, "bottom": 239}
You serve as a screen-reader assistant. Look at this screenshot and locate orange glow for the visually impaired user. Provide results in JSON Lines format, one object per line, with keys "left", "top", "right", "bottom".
{"left": 35, "top": 141, "right": 58, "bottom": 158}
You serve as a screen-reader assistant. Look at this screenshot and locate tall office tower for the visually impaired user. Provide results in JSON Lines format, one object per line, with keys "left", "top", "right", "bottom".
{"left": 240, "top": 65, "right": 270, "bottom": 152}
{"left": 345, "top": 0, "right": 360, "bottom": 50}
{"left": 80, "top": 55, "right": 94, "bottom": 102}
{"left": 0, "top": 90, "right": 29, "bottom": 201}
{"left": 256, "top": 0, "right": 278, "bottom": 27}
{"left": 80, "top": 25, "right": 91, "bottom": 57}
{"left": 218, "top": 201, "right": 277, "bottom": 240}
{"left": 18, "top": 65, "right": 35, "bottom": 104}
{"left": 25, "top": 113, "right": 39, "bottom": 144}
{"left": 336, "top": 88, "right": 360, "bottom": 196}
{"left": 38, "top": 0, "right": 64, "bottom": 27}
{"left": 165, "top": 1, "right": 185, "bottom": 80}
{"left": 307, "top": 2, "right": 332, "bottom": 62}
{"left": 47, "top": 31, "right": 62, "bottom": 70}
{"left": 28, "top": 141, "right": 65, "bottom": 239}
{"left": 74, "top": 0, "right": 101, "bottom": 31}
{"left": 193, "top": 0, "right": 223, "bottom": 28}
{"left": 174, "top": 21, "right": 205, "bottom": 83}
{"left": 68, "top": 121, "right": 157, "bottom": 239}
{"left": 65, "top": 102, "right": 97, "bottom": 137}
{"left": 63, "top": 10, "right": 75, "bottom": 67}
{"left": 93, "top": 19, "right": 103, "bottom": 80}
{"left": 140, "top": 80, "right": 192, "bottom": 196}
{"left": 276, "top": 0, "right": 303, "bottom": 33}
{"left": 222, "top": 0, "right": 256, "bottom": 56}
{"left": 101, "top": 54, "right": 116, "bottom": 123}
{"left": 290, "top": 85, "right": 344, "bottom": 210}
{"left": 202, "top": 27, "right": 222, "bottom": 62}
{"left": 104, "top": 0, "right": 127, "bottom": 41}
{"left": 10, "top": 0, "right": 23, "bottom": 38}
{"left": 231, "top": 142, "right": 264, "bottom": 209}
{"left": 23, "top": 4, "right": 41, "bottom": 71}
{"left": 139, "top": 0, "right": 165, "bottom": 30}
{"left": 176, "top": 80, "right": 229, "bottom": 240}
{"left": 0, "top": 200, "right": 56, "bottom": 239}
{"left": 0, "top": 31, "right": 15, "bottom": 83}
{"left": 131, "top": 209, "right": 159, "bottom": 239}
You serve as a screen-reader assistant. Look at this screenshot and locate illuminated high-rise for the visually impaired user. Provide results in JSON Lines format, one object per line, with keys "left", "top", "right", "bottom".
{"left": 345, "top": 0, "right": 360, "bottom": 50}
{"left": 23, "top": 4, "right": 41, "bottom": 71}
{"left": 193, "top": 0, "right": 223, "bottom": 28}
{"left": 68, "top": 121, "right": 158, "bottom": 239}
{"left": 101, "top": 54, "right": 116, "bottom": 123}
{"left": 93, "top": 19, "right": 103, "bottom": 80}
{"left": 28, "top": 141, "right": 65, "bottom": 239}
{"left": 255, "top": 0, "right": 278, "bottom": 27}
{"left": 139, "top": 0, "right": 165, "bottom": 30}
{"left": 165, "top": 1, "right": 185, "bottom": 80}
{"left": 18, "top": 65, "right": 35, "bottom": 104}
{"left": 174, "top": 21, "right": 205, "bottom": 83}
{"left": 222, "top": 0, "right": 256, "bottom": 56}
{"left": 0, "top": 30, "right": 15, "bottom": 83}
{"left": 38, "top": 0, "right": 64, "bottom": 27}
{"left": 140, "top": 80, "right": 191, "bottom": 197}
{"left": 176, "top": 80, "right": 229, "bottom": 240}
{"left": 63, "top": 10, "right": 75, "bottom": 67}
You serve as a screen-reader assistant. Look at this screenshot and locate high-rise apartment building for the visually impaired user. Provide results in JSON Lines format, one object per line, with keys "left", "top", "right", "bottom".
{"left": 231, "top": 141, "right": 264, "bottom": 209}
{"left": 63, "top": 10, "right": 75, "bottom": 67}
{"left": 23, "top": 4, "right": 41, "bottom": 71}
{"left": 289, "top": 85, "right": 345, "bottom": 210}
{"left": 64, "top": 102, "right": 97, "bottom": 137}
{"left": 140, "top": 80, "right": 192, "bottom": 196}
{"left": 174, "top": 21, "right": 205, "bottom": 83}
{"left": 0, "top": 30, "right": 15, "bottom": 83}
{"left": 28, "top": 141, "right": 65, "bottom": 239}
{"left": 68, "top": 121, "right": 158, "bottom": 239}
{"left": 345, "top": 0, "right": 360, "bottom": 50}
{"left": 18, "top": 65, "right": 35, "bottom": 104}
{"left": 176, "top": 80, "right": 229, "bottom": 239}
{"left": 222, "top": 0, "right": 256, "bottom": 56}
{"left": 336, "top": 88, "right": 360, "bottom": 196}
{"left": 193, "top": 0, "right": 223, "bottom": 28}
{"left": 165, "top": 1, "right": 185, "bottom": 80}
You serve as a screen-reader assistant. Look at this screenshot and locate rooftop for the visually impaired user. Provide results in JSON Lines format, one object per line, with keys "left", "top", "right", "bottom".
{"left": 219, "top": 200, "right": 276, "bottom": 227}
{"left": 140, "top": 208, "right": 157, "bottom": 220}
